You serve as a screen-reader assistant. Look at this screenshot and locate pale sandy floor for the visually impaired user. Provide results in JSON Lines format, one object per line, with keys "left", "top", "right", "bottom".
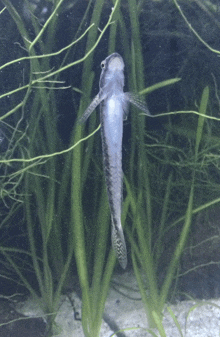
{"left": 14, "top": 270, "right": 220, "bottom": 337}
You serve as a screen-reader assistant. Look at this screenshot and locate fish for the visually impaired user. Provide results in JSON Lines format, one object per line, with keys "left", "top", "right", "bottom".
{"left": 79, "top": 52, "right": 150, "bottom": 269}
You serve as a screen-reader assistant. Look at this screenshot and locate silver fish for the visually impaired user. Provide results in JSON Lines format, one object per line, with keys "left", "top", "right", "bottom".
{"left": 79, "top": 53, "right": 150, "bottom": 269}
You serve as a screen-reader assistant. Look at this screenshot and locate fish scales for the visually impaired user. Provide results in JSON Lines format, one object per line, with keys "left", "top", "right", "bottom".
{"left": 100, "top": 103, "right": 127, "bottom": 269}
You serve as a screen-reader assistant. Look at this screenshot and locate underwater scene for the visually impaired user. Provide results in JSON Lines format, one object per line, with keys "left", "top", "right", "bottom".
{"left": 0, "top": 0, "right": 220, "bottom": 336}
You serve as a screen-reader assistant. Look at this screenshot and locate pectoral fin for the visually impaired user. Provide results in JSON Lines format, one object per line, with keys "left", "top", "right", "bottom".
{"left": 77, "top": 94, "right": 102, "bottom": 124}
{"left": 125, "top": 92, "right": 151, "bottom": 116}
{"left": 111, "top": 219, "right": 127, "bottom": 269}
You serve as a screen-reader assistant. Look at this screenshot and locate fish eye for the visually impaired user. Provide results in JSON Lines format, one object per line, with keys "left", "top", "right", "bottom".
{"left": 101, "top": 61, "right": 105, "bottom": 68}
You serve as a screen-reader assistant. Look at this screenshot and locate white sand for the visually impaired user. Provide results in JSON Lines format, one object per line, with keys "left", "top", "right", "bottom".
{"left": 15, "top": 270, "right": 220, "bottom": 337}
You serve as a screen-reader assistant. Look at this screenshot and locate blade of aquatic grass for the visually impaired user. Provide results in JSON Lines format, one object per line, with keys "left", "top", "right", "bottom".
{"left": 52, "top": 242, "right": 75, "bottom": 308}
{"left": 159, "top": 171, "right": 194, "bottom": 309}
{"left": 91, "top": 250, "right": 116, "bottom": 335}
{"left": 142, "top": 110, "right": 220, "bottom": 121}
{"left": 25, "top": 187, "right": 44, "bottom": 297}
{"left": 117, "top": 7, "right": 130, "bottom": 67}
{"left": 0, "top": 7, "right": 6, "bottom": 14}
{"left": 128, "top": 0, "right": 145, "bottom": 90}
{"left": 26, "top": 177, "right": 55, "bottom": 314}
{"left": 132, "top": 251, "right": 159, "bottom": 328}
{"left": 51, "top": 159, "right": 71, "bottom": 278}
{"left": 127, "top": 0, "right": 154, "bottom": 256}
{"left": 71, "top": 73, "right": 91, "bottom": 337}
{"left": 91, "top": 182, "right": 110, "bottom": 284}
{"left": 154, "top": 172, "right": 173, "bottom": 267}
{"left": 128, "top": 48, "right": 153, "bottom": 238}
{"left": 88, "top": 182, "right": 116, "bottom": 335}
{"left": 152, "top": 311, "right": 167, "bottom": 337}
{"left": 195, "top": 86, "right": 209, "bottom": 158}
{"left": 166, "top": 306, "right": 184, "bottom": 337}
{"left": 135, "top": 232, "right": 161, "bottom": 319}
{"left": 108, "top": 0, "right": 120, "bottom": 54}
{"left": 42, "top": 181, "right": 56, "bottom": 312}
{"left": 80, "top": 72, "right": 96, "bottom": 188}
{"left": 139, "top": 78, "right": 181, "bottom": 95}
{"left": 71, "top": 123, "right": 91, "bottom": 337}
{"left": 124, "top": 177, "right": 160, "bottom": 326}
{"left": 0, "top": 102, "right": 24, "bottom": 122}
{"left": 143, "top": 157, "right": 153, "bottom": 246}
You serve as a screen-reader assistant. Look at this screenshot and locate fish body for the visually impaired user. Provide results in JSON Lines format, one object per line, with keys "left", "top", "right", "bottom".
{"left": 99, "top": 53, "right": 127, "bottom": 269}
{"left": 79, "top": 53, "right": 150, "bottom": 269}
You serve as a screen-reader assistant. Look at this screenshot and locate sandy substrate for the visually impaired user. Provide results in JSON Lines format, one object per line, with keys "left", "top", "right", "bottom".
{"left": 14, "top": 270, "right": 220, "bottom": 337}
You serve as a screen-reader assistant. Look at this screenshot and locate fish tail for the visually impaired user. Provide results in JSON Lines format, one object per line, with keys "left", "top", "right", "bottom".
{"left": 111, "top": 219, "right": 127, "bottom": 269}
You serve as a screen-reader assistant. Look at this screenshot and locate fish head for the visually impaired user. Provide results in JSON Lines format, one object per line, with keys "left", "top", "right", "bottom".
{"left": 103, "top": 53, "right": 124, "bottom": 72}
{"left": 99, "top": 53, "right": 125, "bottom": 94}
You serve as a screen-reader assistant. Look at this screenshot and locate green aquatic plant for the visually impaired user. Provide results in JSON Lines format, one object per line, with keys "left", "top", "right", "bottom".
{"left": 70, "top": 1, "right": 124, "bottom": 335}
{"left": 126, "top": 78, "right": 220, "bottom": 331}
{"left": 0, "top": 1, "right": 190, "bottom": 336}
{"left": 0, "top": 0, "right": 117, "bottom": 335}
{"left": 173, "top": 0, "right": 220, "bottom": 56}
{"left": 0, "top": 0, "right": 123, "bottom": 336}
{"left": 126, "top": 86, "right": 210, "bottom": 328}
{"left": 1, "top": 1, "right": 220, "bottom": 336}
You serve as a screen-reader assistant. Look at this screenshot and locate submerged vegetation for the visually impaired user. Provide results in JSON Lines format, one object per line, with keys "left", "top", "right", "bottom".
{"left": 0, "top": 0, "right": 220, "bottom": 336}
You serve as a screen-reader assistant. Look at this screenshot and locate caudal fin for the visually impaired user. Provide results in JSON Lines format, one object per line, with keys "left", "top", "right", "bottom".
{"left": 111, "top": 221, "right": 127, "bottom": 269}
